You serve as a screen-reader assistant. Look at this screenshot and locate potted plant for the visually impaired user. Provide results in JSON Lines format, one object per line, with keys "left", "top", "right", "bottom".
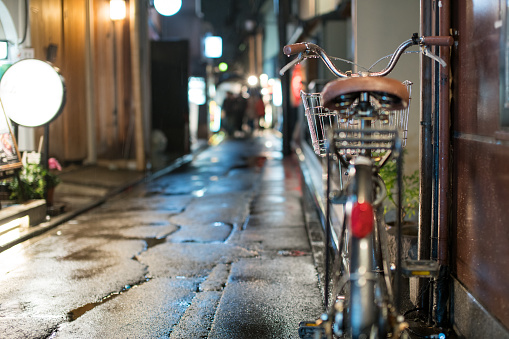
{"left": 379, "top": 156, "right": 420, "bottom": 262}
{"left": 8, "top": 158, "right": 61, "bottom": 205}
{"left": 378, "top": 157, "right": 420, "bottom": 223}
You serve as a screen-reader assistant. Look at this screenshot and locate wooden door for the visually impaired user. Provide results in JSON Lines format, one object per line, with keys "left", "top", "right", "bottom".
{"left": 150, "top": 40, "right": 190, "bottom": 155}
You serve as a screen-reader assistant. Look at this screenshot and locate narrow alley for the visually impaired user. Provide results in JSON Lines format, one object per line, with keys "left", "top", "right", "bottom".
{"left": 0, "top": 132, "right": 324, "bottom": 338}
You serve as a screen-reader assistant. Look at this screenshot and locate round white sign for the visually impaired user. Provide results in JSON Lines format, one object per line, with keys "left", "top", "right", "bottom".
{"left": 0, "top": 59, "right": 66, "bottom": 127}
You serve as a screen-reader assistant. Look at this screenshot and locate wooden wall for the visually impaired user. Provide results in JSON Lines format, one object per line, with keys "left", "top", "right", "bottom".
{"left": 30, "top": 0, "right": 88, "bottom": 161}
{"left": 29, "top": 0, "right": 137, "bottom": 163}
{"left": 451, "top": 0, "right": 509, "bottom": 331}
{"left": 92, "top": 0, "right": 134, "bottom": 159}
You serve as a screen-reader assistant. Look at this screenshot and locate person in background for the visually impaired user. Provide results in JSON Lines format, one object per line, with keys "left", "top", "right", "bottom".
{"left": 245, "top": 89, "right": 265, "bottom": 135}
{"left": 232, "top": 93, "right": 247, "bottom": 136}
{"left": 222, "top": 91, "right": 236, "bottom": 137}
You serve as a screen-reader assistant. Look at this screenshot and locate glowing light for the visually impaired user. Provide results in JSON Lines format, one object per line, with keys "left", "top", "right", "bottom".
{"left": 208, "top": 83, "right": 216, "bottom": 98}
{"left": 0, "top": 41, "right": 7, "bottom": 60}
{"left": 259, "top": 74, "right": 268, "bottom": 87}
{"left": 209, "top": 101, "right": 221, "bottom": 132}
{"left": 0, "top": 59, "right": 66, "bottom": 127}
{"left": 218, "top": 62, "right": 228, "bottom": 72}
{"left": 204, "top": 36, "right": 222, "bottom": 58}
{"left": 247, "top": 75, "right": 258, "bottom": 86}
{"left": 192, "top": 189, "right": 206, "bottom": 197}
{"left": 154, "top": 0, "right": 182, "bottom": 17}
{"left": 291, "top": 64, "right": 303, "bottom": 106}
{"left": 110, "top": 0, "right": 126, "bottom": 20}
{"left": 188, "top": 77, "right": 206, "bottom": 105}
{"left": 272, "top": 78, "right": 282, "bottom": 106}
{"left": 264, "top": 104, "right": 273, "bottom": 127}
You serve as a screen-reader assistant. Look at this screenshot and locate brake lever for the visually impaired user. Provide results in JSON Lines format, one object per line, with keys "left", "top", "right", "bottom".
{"left": 279, "top": 52, "right": 305, "bottom": 76}
{"left": 420, "top": 46, "right": 447, "bottom": 68}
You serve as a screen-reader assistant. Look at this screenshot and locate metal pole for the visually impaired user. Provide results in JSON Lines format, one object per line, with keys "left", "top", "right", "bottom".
{"left": 43, "top": 124, "right": 49, "bottom": 169}
{"left": 277, "top": 0, "right": 292, "bottom": 156}
{"left": 435, "top": 0, "right": 451, "bottom": 327}
{"left": 418, "top": 0, "right": 433, "bottom": 319}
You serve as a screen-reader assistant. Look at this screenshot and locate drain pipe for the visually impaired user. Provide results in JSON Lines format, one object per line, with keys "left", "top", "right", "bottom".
{"left": 434, "top": 0, "right": 451, "bottom": 327}
{"left": 418, "top": 0, "right": 433, "bottom": 321}
{"left": 277, "top": 0, "right": 292, "bottom": 156}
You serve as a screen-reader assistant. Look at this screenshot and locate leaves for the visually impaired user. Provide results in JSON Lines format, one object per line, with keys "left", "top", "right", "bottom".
{"left": 8, "top": 163, "right": 61, "bottom": 202}
{"left": 378, "top": 157, "right": 419, "bottom": 220}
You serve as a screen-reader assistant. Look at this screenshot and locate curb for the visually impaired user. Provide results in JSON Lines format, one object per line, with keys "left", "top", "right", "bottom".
{"left": 0, "top": 148, "right": 205, "bottom": 253}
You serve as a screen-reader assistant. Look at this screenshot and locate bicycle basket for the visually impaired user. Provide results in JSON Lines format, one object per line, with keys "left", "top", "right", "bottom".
{"left": 388, "top": 80, "right": 412, "bottom": 147}
{"left": 302, "top": 81, "right": 412, "bottom": 156}
{"left": 301, "top": 91, "right": 349, "bottom": 157}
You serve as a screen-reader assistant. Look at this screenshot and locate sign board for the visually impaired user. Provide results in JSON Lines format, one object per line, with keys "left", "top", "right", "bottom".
{"left": 0, "top": 59, "right": 66, "bottom": 127}
{"left": 0, "top": 99, "right": 22, "bottom": 177}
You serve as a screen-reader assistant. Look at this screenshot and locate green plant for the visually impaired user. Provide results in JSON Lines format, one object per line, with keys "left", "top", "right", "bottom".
{"left": 378, "top": 157, "right": 419, "bottom": 220}
{"left": 8, "top": 163, "right": 61, "bottom": 202}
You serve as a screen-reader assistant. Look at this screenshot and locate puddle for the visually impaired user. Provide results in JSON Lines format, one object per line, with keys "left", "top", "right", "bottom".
{"left": 67, "top": 277, "right": 151, "bottom": 321}
{"left": 145, "top": 237, "right": 167, "bottom": 250}
{"left": 66, "top": 236, "right": 165, "bottom": 321}
{"left": 277, "top": 250, "right": 309, "bottom": 257}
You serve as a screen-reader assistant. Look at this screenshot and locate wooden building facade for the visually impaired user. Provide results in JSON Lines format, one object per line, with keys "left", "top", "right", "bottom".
{"left": 28, "top": 0, "right": 150, "bottom": 170}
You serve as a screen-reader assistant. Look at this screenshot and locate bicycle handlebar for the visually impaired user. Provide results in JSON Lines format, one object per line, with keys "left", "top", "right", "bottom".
{"left": 420, "top": 35, "right": 454, "bottom": 46}
{"left": 283, "top": 43, "right": 309, "bottom": 56}
{"left": 283, "top": 34, "right": 454, "bottom": 78}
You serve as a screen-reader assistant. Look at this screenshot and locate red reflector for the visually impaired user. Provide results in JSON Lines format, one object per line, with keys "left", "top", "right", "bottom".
{"left": 351, "top": 201, "right": 374, "bottom": 238}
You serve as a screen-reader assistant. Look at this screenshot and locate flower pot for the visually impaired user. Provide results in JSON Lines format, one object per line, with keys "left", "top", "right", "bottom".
{"left": 45, "top": 187, "right": 55, "bottom": 207}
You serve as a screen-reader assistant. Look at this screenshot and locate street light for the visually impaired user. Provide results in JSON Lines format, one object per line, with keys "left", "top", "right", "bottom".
{"left": 110, "top": 0, "right": 126, "bottom": 21}
{"left": 247, "top": 75, "right": 258, "bottom": 87}
{"left": 154, "top": 0, "right": 182, "bottom": 17}
{"left": 204, "top": 36, "right": 222, "bottom": 58}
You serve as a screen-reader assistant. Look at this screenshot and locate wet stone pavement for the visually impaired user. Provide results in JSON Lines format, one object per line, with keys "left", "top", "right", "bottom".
{"left": 0, "top": 132, "right": 324, "bottom": 338}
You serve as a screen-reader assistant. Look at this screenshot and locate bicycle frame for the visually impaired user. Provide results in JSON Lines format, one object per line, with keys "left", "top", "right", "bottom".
{"left": 327, "top": 129, "right": 403, "bottom": 338}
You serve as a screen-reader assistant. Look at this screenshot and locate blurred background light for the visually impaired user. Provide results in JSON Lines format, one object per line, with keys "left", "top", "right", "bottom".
{"left": 110, "top": 0, "right": 126, "bottom": 20}
{"left": 154, "top": 0, "right": 182, "bottom": 17}
{"left": 247, "top": 75, "right": 258, "bottom": 86}
{"left": 218, "top": 62, "right": 228, "bottom": 72}
{"left": 209, "top": 100, "right": 221, "bottom": 132}
{"left": 188, "top": 77, "right": 206, "bottom": 105}
{"left": 0, "top": 41, "right": 8, "bottom": 60}
{"left": 271, "top": 78, "right": 282, "bottom": 107}
{"left": 259, "top": 73, "right": 268, "bottom": 87}
{"left": 204, "top": 36, "right": 222, "bottom": 58}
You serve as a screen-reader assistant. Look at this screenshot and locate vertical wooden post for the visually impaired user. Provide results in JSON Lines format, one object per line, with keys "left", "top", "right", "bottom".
{"left": 85, "top": 0, "right": 97, "bottom": 165}
{"left": 129, "top": 0, "right": 146, "bottom": 171}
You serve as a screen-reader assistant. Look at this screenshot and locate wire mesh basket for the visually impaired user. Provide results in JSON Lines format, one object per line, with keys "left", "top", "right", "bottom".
{"left": 302, "top": 91, "right": 343, "bottom": 156}
{"left": 302, "top": 80, "right": 412, "bottom": 157}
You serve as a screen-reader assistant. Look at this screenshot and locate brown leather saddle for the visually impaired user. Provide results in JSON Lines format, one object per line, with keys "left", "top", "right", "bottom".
{"left": 321, "top": 76, "right": 410, "bottom": 114}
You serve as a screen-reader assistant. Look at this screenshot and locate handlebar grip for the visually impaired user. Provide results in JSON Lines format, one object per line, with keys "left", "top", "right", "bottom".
{"left": 283, "top": 43, "right": 308, "bottom": 56}
{"left": 421, "top": 36, "right": 454, "bottom": 46}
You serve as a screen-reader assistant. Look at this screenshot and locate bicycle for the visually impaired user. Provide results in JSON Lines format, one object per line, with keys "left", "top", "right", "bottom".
{"left": 281, "top": 33, "right": 453, "bottom": 338}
